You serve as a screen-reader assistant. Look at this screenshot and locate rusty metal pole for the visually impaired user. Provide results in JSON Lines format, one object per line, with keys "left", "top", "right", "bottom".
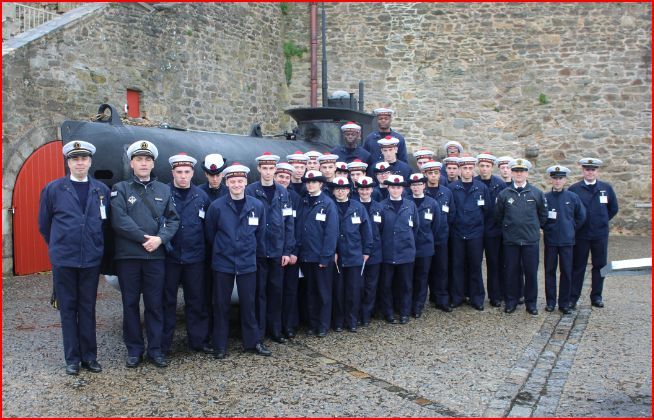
{"left": 310, "top": 3, "right": 318, "bottom": 107}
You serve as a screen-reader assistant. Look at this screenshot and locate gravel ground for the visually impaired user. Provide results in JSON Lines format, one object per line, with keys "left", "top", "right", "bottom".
{"left": 2, "top": 235, "right": 650, "bottom": 417}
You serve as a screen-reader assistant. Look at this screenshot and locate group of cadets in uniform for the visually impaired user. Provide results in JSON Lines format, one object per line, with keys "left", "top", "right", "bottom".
{"left": 39, "top": 108, "right": 619, "bottom": 374}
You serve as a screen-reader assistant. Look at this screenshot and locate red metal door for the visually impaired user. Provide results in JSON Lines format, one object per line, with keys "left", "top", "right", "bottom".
{"left": 126, "top": 89, "right": 140, "bottom": 118}
{"left": 12, "top": 141, "right": 64, "bottom": 275}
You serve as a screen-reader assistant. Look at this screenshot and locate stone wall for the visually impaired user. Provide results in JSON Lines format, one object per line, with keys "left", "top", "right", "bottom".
{"left": 285, "top": 2, "right": 652, "bottom": 234}
{"left": 2, "top": 3, "right": 290, "bottom": 273}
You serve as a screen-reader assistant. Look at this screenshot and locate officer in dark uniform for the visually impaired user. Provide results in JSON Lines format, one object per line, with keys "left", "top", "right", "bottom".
{"left": 569, "top": 158, "right": 619, "bottom": 309}
{"left": 199, "top": 153, "right": 228, "bottom": 202}
{"left": 274, "top": 162, "right": 303, "bottom": 338}
{"left": 363, "top": 108, "right": 408, "bottom": 164}
{"left": 286, "top": 151, "right": 308, "bottom": 196}
{"left": 495, "top": 158, "right": 548, "bottom": 315}
{"left": 353, "top": 176, "right": 384, "bottom": 326}
{"left": 543, "top": 166, "right": 586, "bottom": 314}
{"left": 295, "top": 170, "right": 339, "bottom": 337}
{"left": 422, "top": 160, "right": 455, "bottom": 312}
{"left": 331, "top": 121, "right": 371, "bottom": 164}
{"left": 111, "top": 140, "right": 180, "bottom": 368}
{"left": 449, "top": 156, "right": 490, "bottom": 310}
{"left": 246, "top": 152, "right": 295, "bottom": 344}
{"left": 162, "top": 153, "right": 212, "bottom": 356}
{"left": 443, "top": 140, "right": 463, "bottom": 158}
{"left": 378, "top": 175, "right": 419, "bottom": 324}
{"left": 475, "top": 153, "right": 507, "bottom": 307}
{"left": 407, "top": 173, "right": 441, "bottom": 318}
{"left": 39, "top": 140, "right": 110, "bottom": 375}
{"left": 205, "top": 163, "right": 270, "bottom": 359}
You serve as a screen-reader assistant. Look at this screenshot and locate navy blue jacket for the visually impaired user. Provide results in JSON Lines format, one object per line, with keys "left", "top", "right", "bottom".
{"left": 295, "top": 192, "right": 339, "bottom": 265}
{"left": 38, "top": 176, "right": 111, "bottom": 268}
{"left": 425, "top": 184, "right": 455, "bottom": 245}
{"left": 199, "top": 182, "right": 228, "bottom": 203}
{"left": 289, "top": 182, "right": 306, "bottom": 197}
{"left": 330, "top": 145, "right": 371, "bottom": 164}
{"left": 379, "top": 198, "right": 419, "bottom": 264}
{"left": 246, "top": 181, "right": 295, "bottom": 258}
{"left": 167, "top": 184, "right": 210, "bottom": 264}
{"left": 543, "top": 189, "right": 587, "bottom": 246}
{"left": 568, "top": 180, "right": 619, "bottom": 240}
{"left": 363, "top": 130, "right": 408, "bottom": 165}
{"left": 356, "top": 199, "right": 384, "bottom": 265}
{"left": 205, "top": 195, "right": 266, "bottom": 274}
{"left": 495, "top": 183, "right": 548, "bottom": 246}
{"left": 335, "top": 199, "right": 373, "bottom": 267}
{"left": 474, "top": 175, "right": 507, "bottom": 237}
{"left": 408, "top": 195, "right": 441, "bottom": 258}
{"left": 449, "top": 180, "right": 491, "bottom": 240}
{"left": 111, "top": 177, "right": 180, "bottom": 260}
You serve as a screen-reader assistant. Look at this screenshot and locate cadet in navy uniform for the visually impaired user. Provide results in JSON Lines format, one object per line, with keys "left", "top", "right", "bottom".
{"left": 422, "top": 160, "right": 455, "bottom": 312}
{"left": 376, "top": 136, "right": 412, "bottom": 180}
{"left": 496, "top": 156, "right": 514, "bottom": 185}
{"left": 199, "top": 153, "right": 228, "bottom": 202}
{"left": 363, "top": 108, "right": 408, "bottom": 164}
{"left": 286, "top": 151, "right": 308, "bottom": 196}
{"left": 569, "top": 158, "right": 619, "bottom": 309}
{"left": 353, "top": 176, "right": 384, "bottom": 326}
{"left": 205, "top": 163, "right": 270, "bottom": 359}
{"left": 495, "top": 158, "right": 548, "bottom": 315}
{"left": 318, "top": 153, "right": 339, "bottom": 186}
{"left": 331, "top": 121, "right": 371, "bottom": 164}
{"left": 305, "top": 150, "right": 322, "bottom": 172}
{"left": 449, "top": 156, "right": 490, "bottom": 311}
{"left": 442, "top": 156, "right": 460, "bottom": 187}
{"left": 443, "top": 140, "right": 463, "bottom": 158}
{"left": 378, "top": 175, "right": 419, "bottom": 324}
{"left": 414, "top": 148, "right": 434, "bottom": 170}
{"left": 111, "top": 140, "right": 180, "bottom": 368}
{"left": 274, "top": 163, "right": 302, "bottom": 338}
{"left": 543, "top": 166, "right": 586, "bottom": 314}
{"left": 295, "top": 170, "right": 339, "bottom": 337}
{"left": 38, "top": 140, "right": 110, "bottom": 375}
{"left": 162, "top": 153, "right": 212, "bottom": 356}
{"left": 246, "top": 152, "right": 295, "bottom": 344}
{"left": 407, "top": 173, "right": 441, "bottom": 318}
{"left": 330, "top": 177, "right": 372, "bottom": 332}
{"left": 372, "top": 161, "right": 391, "bottom": 202}
{"left": 346, "top": 159, "right": 368, "bottom": 200}
{"left": 475, "top": 153, "right": 507, "bottom": 307}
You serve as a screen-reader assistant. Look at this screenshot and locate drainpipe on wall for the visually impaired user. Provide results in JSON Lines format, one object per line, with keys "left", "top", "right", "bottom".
{"left": 310, "top": 3, "right": 317, "bottom": 107}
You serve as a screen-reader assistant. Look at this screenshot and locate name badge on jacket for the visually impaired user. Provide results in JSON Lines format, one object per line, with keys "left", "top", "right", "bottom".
{"left": 351, "top": 213, "right": 361, "bottom": 224}
{"left": 599, "top": 192, "right": 608, "bottom": 204}
{"left": 442, "top": 204, "right": 449, "bottom": 213}
{"left": 373, "top": 213, "right": 382, "bottom": 223}
{"left": 99, "top": 196, "right": 107, "bottom": 219}
{"left": 408, "top": 216, "right": 414, "bottom": 227}
{"left": 548, "top": 209, "right": 557, "bottom": 219}
{"left": 316, "top": 210, "right": 326, "bottom": 222}
{"left": 248, "top": 213, "right": 259, "bottom": 226}
{"left": 477, "top": 198, "right": 485, "bottom": 206}
{"left": 283, "top": 207, "right": 293, "bottom": 216}
{"left": 199, "top": 208, "right": 205, "bottom": 219}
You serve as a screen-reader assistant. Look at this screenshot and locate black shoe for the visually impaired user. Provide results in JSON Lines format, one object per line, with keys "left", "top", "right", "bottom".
{"left": 386, "top": 317, "right": 398, "bottom": 324}
{"left": 526, "top": 307, "right": 539, "bottom": 315}
{"left": 545, "top": 305, "right": 555, "bottom": 312}
{"left": 270, "top": 335, "right": 287, "bottom": 344}
{"left": 436, "top": 304, "right": 453, "bottom": 313}
{"left": 125, "top": 355, "right": 142, "bottom": 368}
{"left": 504, "top": 306, "right": 516, "bottom": 314}
{"left": 570, "top": 302, "right": 578, "bottom": 310}
{"left": 195, "top": 344, "right": 214, "bottom": 354}
{"left": 317, "top": 330, "right": 327, "bottom": 337}
{"left": 333, "top": 326, "right": 343, "bottom": 333}
{"left": 81, "top": 360, "right": 102, "bottom": 373}
{"left": 246, "top": 342, "right": 272, "bottom": 356}
{"left": 307, "top": 329, "right": 316, "bottom": 336}
{"left": 361, "top": 320, "right": 370, "bottom": 327}
{"left": 284, "top": 330, "right": 296, "bottom": 339}
{"left": 591, "top": 300, "right": 604, "bottom": 308}
{"left": 490, "top": 300, "right": 502, "bottom": 308}
{"left": 213, "top": 349, "right": 226, "bottom": 360}
{"left": 517, "top": 298, "right": 525, "bottom": 305}
{"left": 66, "top": 363, "right": 80, "bottom": 375}
{"left": 412, "top": 311, "right": 422, "bottom": 319}
{"left": 399, "top": 316, "right": 409, "bottom": 324}
{"left": 348, "top": 326, "right": 357, "bottom": 333}
{"left": 559, "top": 307, "right": 572, "bottom": 315}
{"left": 471, "top": 304, "right": 484, "bottom": 311}
{"left": 449, "top": 301, "right": 463, "bottom": 309}
{"left": 151, "top": 355, "right": 168, "bottom": 368}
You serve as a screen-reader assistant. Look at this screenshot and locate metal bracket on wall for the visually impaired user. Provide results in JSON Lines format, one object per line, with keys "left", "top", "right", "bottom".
{"left": 136, "top": 3, "right": 155, "bottom": 13}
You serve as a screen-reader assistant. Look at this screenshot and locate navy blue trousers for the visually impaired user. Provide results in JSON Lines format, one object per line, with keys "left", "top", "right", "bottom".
{"left": 484, "top": 235, "right": 504, "bottom": 303}
{"left": 412, "top": 256, "right": 432, "bottom": 315}
{"left": 544, "top": 245, "right": 573, "bottom": 309}
{"left": 162, "top": 261, "right": 208, "bottom": 354}
{"left": 301, "top": 262, "right": 334, "bottom": 333}
{"left": 504, "top": 244, "right": 539, "bottom": 310}
{"left": 360, "top": 263, "right": 381, "bottom": 324}
{"left": 429, "top": 242, "right": 449, "bottom": 307}
{"left": 116, "top": 259, "right": 165, "bottom": 358}
{"left": 282, "top": 263, "right": 300, "bottom": 334}
{"left": 256, "top": 257, "right": 284, "bottom": 337}
{"left": 571, "top": 237, "right": 608, "bottom": 304}
{"left": 333, "top": 265, "right": 363, "bottom": 329}
{"left": 379, "top": 262, "right": 414, "bottom": 319}
{"left": 212, "top": 271, "right": 260, "bottom": 351}
{"left": 52, "top": 265, "right": 100, "bottom": 365}
{"left": 450, "top": 237, "right": 485, "bottom": 307}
